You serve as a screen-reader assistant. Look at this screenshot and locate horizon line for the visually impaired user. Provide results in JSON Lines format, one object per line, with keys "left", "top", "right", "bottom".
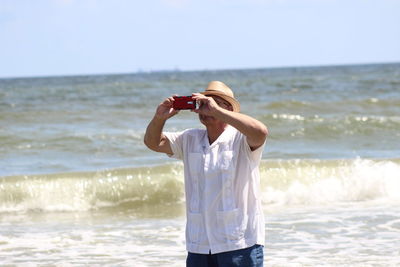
{"left": 1, "top": 60, "right": 399, "bottom": 80}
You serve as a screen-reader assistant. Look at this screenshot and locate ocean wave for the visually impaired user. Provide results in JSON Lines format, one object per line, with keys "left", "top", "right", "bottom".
{"left": 1, "top": 159, "right": 400, "bottom": 214}
{"left": 261, "top": 158, "right": 400, "bottom": 207}
{"left": 0, "top": 164, "right": 184, "bottom": 213}
{"left": 264, "top": 113, "right": 400, "bottom": 140}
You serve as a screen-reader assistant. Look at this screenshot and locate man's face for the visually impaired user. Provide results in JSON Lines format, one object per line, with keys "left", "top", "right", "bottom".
{"left": 199, "top": 95, "right": 233, "bottom": 125}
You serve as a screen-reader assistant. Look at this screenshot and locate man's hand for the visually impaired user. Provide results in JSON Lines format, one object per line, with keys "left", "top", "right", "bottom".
{"left": 155, "top": 96, "right": 180, "bottom": 120}
{"left": 144, "top": 96, "right": 179, "bottom": 154}
{"left": 191, "top": 93, "right": 222, "bottom": 117}
{"left": 192, "top": 93, "right": 268, "bottom": 151}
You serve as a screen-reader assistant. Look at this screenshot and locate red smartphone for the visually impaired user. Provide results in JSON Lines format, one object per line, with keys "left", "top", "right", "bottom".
{"left": 173, "top": 96, "right": 196, "bottom": 110}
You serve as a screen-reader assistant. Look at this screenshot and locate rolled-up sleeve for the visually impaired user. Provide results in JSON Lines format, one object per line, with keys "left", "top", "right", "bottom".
{"left": 164, "top": 131, "right": 184, "bottom": 160}
{"left": 243, "top": 135, "right": 265, "bottom": 164}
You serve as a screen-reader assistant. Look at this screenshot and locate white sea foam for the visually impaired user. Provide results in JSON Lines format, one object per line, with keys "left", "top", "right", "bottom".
{"left": 272, "top": 113, "right": 305, "bottom": 121}
{"left": 265, "top": 205, "right": 400, "bottom": 267}
{"left": 261, "top": 159, "right": 400, "bottom": 208}
{"left": 1, "top": 159, "right": 400, "bottom": 266}
{"left": 1, "top": 159, "right": 399, "bottom": 214}
{"left": 0, "top": 217, "right": 187, "bottom": 266}
{"left": 0, "top": 164, "right": 185, "bottom": 214}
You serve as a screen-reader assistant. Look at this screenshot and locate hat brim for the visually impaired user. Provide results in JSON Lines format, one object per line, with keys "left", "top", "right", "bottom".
{"left": 200, "top": 91, "right": 240, "bottom": 112}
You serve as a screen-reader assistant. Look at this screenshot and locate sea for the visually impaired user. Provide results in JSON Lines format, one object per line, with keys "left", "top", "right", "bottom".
{"left": 1, "top": 63, "right": 400, "bottom": 266}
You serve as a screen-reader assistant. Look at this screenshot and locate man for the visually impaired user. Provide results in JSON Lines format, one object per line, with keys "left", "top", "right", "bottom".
{"left": 144, "top": 81, "right": 268, "bottom": 267}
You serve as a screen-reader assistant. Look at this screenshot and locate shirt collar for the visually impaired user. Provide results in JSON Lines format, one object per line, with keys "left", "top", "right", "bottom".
{"left": 202, "top": 125, "right": 232, "bottom": 148}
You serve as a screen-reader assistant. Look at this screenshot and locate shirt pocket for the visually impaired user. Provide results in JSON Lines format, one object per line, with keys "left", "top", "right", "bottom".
{"left": 187, "top": 212, "right": 203, "bottom": 244}
{"left": 217, "top": 209, "right": 248, "bottom": 242}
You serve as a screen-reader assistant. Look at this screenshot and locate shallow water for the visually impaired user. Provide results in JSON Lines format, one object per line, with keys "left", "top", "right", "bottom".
{"left": 2, "top": 202, "right": 400, "bottom": 266}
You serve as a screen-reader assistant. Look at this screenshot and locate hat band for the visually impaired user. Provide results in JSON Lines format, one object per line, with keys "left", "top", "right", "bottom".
{"left": 204, "top": 89, "right": 234, "bottom": 98}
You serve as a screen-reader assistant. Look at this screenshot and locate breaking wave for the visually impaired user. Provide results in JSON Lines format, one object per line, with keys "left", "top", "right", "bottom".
{"left": 1, "top": 159, "right": 400, "bottom": 214}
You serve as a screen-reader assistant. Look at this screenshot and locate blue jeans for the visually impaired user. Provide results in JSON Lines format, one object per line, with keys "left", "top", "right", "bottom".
{"left": 186, "top": 244, "right": 264, "bottom": 267}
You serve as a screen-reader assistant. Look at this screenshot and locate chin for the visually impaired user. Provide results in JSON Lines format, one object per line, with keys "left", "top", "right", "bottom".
{"left": 199, "top": 114, "right": 216, "bottom": 125}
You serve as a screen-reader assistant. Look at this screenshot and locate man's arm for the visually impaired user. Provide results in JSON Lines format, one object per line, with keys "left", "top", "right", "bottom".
{"left": 143, "top": 96, "right": 178, "bottom": 154}
{"left": 192, "top": 94, "right": 268, "bottom": 150}
{"left": 216, "top": 109, "right": 268, "bottom": 150}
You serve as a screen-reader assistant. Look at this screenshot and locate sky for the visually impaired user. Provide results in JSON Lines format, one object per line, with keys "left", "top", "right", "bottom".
{"left": 1, "top": 0, "right": 399, "bottom": 78}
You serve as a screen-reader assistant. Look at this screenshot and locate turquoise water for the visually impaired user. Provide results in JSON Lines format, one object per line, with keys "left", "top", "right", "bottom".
{"left": 1, "top": 63, "right": 400, "bottom": 266}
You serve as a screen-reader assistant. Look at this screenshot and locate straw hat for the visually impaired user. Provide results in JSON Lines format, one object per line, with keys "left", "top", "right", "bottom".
{"left": 200, "top": 81, "right": 240, "bottom": 112}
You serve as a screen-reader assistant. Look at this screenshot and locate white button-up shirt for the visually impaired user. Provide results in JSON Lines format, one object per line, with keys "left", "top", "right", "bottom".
{"left": 164, "top": 125, "right": 265, "bottom": 254}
